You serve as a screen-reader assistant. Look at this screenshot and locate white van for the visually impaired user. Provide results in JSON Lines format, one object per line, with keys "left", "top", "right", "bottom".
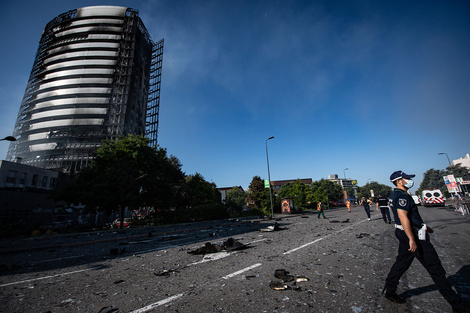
{"left": 422, "top": 189, "right": 445, "bottom": 207}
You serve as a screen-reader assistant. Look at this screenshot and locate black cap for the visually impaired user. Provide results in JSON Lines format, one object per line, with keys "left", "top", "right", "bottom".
{"left": 390, "top": 170, "right": 415, "bottom": 182}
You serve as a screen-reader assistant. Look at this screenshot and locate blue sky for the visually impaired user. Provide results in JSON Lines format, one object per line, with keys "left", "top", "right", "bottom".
{"left": 1, "top": 0, "right": 469, "bottom": 191}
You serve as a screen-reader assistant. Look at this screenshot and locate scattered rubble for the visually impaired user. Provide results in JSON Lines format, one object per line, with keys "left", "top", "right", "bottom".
{"left": 269, "top": 280, "right": 288, "bottom": 290}
{"left": 260, "top": 222, "right": 286, "bottom": 232}
{"left": 274, "top": 268, "right": 294, "bottom": 282}
{"left": 187, "top": 237, "right": 248, "bottom": 255}
{"left": 329, "top": 219, "right": 350, "bottom": 224}
{"left": 270, "top": 269, "right": 309, "bottom": 291}
{"left": 98, "top": 307, "right": 119, "bottom": 313}
{"left": 154, "top": 266, "right": 186, "bottom": 277}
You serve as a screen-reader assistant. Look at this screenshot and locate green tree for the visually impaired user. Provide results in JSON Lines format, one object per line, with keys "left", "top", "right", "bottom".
{"left": 277, "top": 179, "right": 313, "bottom": 211}
{"left": 184, "top": 172, "right": 221, "bottom": 207}
{"left": 357, "top": 181, "right": 392, "bottom": 200}
{"left": 225, "top": 187, "right": 247, "bottom": 216}
{"left": 446, "top": 164, "right": 470, "bottom": 180}
{"left": 417, "top": 169, "right": 445, "bottom": 196}
{"left": 54, "top": 135, "right": 186, "bottom": 226}
{"left": 312, "top": 186, "right": 328, "bottom": 204}
{"left": 311, "top": 179, "right": 344, "bottom": 205}
{"left": 246, "top": 176, "right": 270, "bottom": 214}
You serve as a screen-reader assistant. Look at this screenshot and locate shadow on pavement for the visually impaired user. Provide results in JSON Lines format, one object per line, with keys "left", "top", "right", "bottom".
{"left": 400, "top": 265, "right": 470, "bottom": 300}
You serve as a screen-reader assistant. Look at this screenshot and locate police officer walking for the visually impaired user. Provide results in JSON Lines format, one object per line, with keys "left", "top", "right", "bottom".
{"left": 376, "top": 194, "right": 391, "bottom": 224}
{"left": 382, "top": 171, "right": 468, "bottom": 312}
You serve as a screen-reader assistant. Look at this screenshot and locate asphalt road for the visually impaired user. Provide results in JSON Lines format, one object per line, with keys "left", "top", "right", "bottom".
{"left": 0, "top": 205, "right": 469, "bottom": 313}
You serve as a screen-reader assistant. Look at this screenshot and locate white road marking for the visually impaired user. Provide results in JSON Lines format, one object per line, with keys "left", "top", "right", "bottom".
{"left": 0, "top": 266, "right": 103, "bottom": 287}
{"left": 222, "top": 263, "right": 262, "bottom": 280}
{"left": 129, "top": 293, "right": 184, "bottom": 313}
{"left": 283, "top": 235, "right": 333, "bottom": 254}
{"left": 283, "top": 216, "right": 371, "bottom": 255}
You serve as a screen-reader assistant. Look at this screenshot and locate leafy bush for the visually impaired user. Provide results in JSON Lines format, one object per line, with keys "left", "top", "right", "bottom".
{"left": 189, "top": 203, "right": 229, "bottom": 221}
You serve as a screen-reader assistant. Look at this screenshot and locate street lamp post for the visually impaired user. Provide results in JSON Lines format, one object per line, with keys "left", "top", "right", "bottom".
{"left": 343, "top": 168, "right": 349, "bottom": 179}
{"left": 266, "top": 136, "right": 275, "bottom": 218}
{"left": 438, "top": 152, "right": 452, "bottom": 168}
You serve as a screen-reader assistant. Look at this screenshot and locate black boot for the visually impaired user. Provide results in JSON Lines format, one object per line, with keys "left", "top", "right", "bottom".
{"left": 382, "top": 288, "right": 406, "bottom": 304}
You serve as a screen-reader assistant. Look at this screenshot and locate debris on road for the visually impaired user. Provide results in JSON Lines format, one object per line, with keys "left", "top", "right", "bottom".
{"left": 98, "top": 306, "right": 119, "bottom": 313}
{"left": 275, "top": 269, "right": 294, "bottom": 282}
{"left": 260, "top": 222, "right": 286, "bottom": 232}
{"left": 187, "top": 237, "right": 248, "bottom": 255}
{"left": 245, "top": 274, "right": 259, "bottom": 280}
{"left": 223, "top": 237, "right": 248, "bottom": 251}
{"left": 269, "top": 280, "right": 288, "bottom": 290}
{"left": 154, "top": 266, "right": 186, "bottom": 277}
{"left": 295, "top": 276, "right": 309, "bottom": 282}
{"left": 188, "top": 242, "right": 222, "bottom": 254}
{"left": 270, "top": 269, "right": 309, "bottom": 291}
{"left": 329, "top": 219, "right": 350, "bottom": 223}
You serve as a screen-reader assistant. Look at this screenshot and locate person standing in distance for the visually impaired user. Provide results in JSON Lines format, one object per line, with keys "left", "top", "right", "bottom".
{"left": 317, "top": 201, "right": 328, "bottom": 220}
{"left": 376, "top": 194, "right": 391, "bottom": 224}
{"left": 382, "top": 171, "right": 468, "bottom": 313}
{"left": 359, "top": 196, "right": 372, "bottom": 220}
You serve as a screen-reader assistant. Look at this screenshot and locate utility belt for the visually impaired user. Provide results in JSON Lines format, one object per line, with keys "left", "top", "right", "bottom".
{"left": 395, "top": 224, "right": 428, "bottom": 240}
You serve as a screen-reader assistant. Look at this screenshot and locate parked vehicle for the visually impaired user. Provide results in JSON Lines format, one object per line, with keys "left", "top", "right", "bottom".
{"left": 112, "top": 218, "right": 132, "bottom": 228}
{"left": 422, "top": 189, "right": 445, "bottom": 207}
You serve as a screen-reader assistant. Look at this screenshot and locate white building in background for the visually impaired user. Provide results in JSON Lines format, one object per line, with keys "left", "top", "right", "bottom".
{"left": 328, "top": 174, "right": 353, "bottom": 189}
{"left": 452, "top": 153, "right": 470, "bottom": 169}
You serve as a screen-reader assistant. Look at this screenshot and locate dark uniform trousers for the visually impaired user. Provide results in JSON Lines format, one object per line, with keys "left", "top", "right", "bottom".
{"left": 379, "top": 207, "right": 391, "bottom": 222}
{"left": 385, "top": 228, "right": 462, "bottom": 307}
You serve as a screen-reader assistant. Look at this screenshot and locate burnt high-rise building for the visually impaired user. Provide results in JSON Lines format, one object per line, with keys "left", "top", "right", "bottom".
{"left": 7, "top": 6, "right": 163, "bottom": 173}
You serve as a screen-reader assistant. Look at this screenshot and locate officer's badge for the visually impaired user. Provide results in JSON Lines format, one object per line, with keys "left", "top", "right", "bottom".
{"left": 399, "top": 199, "right": 407, "bottom": 207}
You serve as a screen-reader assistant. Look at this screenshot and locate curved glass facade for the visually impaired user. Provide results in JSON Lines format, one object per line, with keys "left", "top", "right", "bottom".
{"left": 7, "top": 6, "right": 163, "bottom": 173}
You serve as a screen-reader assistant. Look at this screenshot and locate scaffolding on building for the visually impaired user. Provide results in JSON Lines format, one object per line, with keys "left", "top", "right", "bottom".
{"left": 146, "top": 39, "right": 164, "bottom": 148}
{"left": 7, "top": 6, "right": 163, "bottom": 173}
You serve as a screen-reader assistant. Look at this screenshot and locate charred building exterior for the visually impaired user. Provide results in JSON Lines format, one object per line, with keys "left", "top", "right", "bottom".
{"left": 7, "top": 6, "right": 163, "bottom": 173}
